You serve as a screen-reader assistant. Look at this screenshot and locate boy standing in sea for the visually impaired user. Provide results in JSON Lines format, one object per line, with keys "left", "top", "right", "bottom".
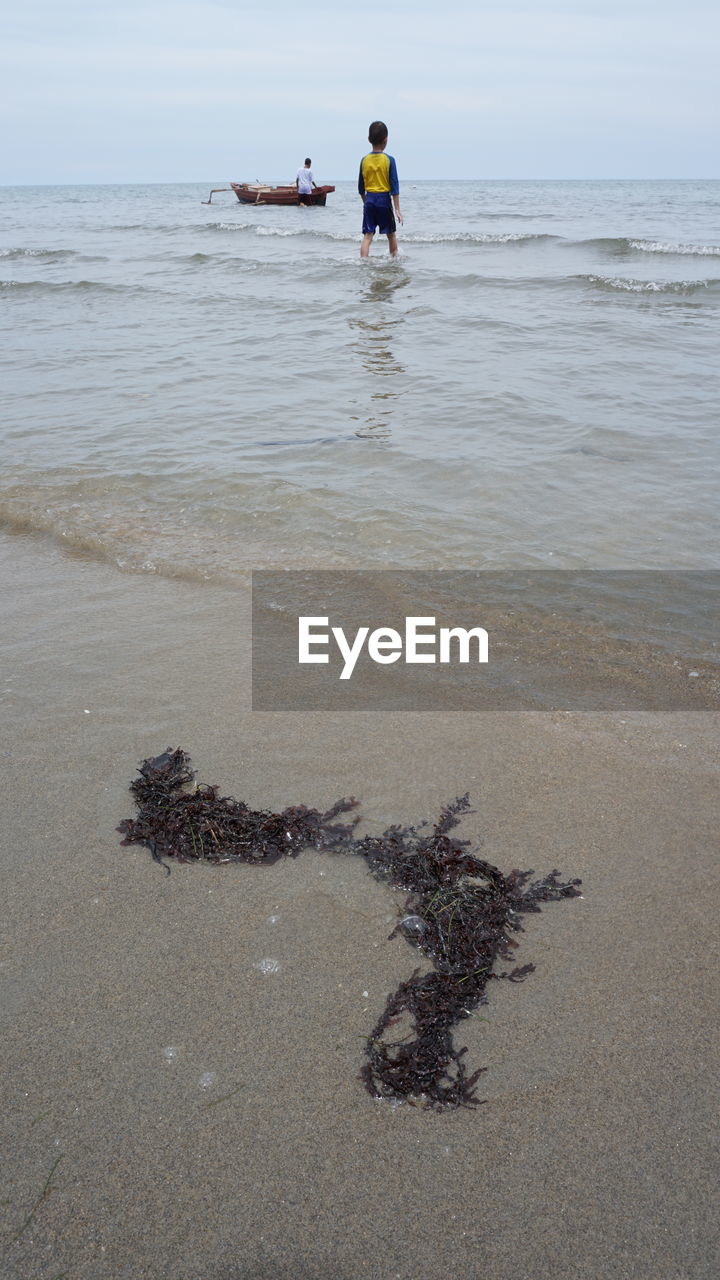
{"left": 358, "top": 121, "right": 403, "bottom": 257}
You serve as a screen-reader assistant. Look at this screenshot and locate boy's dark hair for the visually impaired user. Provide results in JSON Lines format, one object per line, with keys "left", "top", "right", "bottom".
{"left": 304, "top": 158, "right": 311, "bottom": 165}
{"left": 368, "top": 121, "right": 388, "bottom": 147}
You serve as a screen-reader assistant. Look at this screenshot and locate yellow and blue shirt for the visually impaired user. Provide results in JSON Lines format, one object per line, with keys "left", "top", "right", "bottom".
{"left": 358, "top": 151, "right": 399, "bottom": 199}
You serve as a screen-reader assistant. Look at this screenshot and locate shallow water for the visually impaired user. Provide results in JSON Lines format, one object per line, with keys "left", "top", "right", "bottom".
{"left": 1, "top": 180, "right": 719, "bottom": 658}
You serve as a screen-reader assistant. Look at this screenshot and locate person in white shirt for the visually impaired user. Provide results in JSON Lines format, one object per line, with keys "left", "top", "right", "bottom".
{"left": 296, "top": 158, "right": 317, "bottom": 205}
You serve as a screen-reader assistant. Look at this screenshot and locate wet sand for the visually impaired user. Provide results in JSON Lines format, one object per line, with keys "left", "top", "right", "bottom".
{"left": 1, "top": 534, "right": 718, "bottom": 1280}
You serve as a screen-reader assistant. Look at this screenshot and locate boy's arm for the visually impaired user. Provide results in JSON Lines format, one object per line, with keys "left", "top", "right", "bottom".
{"left": 358, "top": 160, "right": 365, "bottom": 199}
{"left": 389, "top": 157, "right": 403, "bottom": 224}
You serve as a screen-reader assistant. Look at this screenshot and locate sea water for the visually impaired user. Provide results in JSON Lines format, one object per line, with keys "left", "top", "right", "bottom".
{"left": 1, "top": 179, "right": 718, "bottom": 660}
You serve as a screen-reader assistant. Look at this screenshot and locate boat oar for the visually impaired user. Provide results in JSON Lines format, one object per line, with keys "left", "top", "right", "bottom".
{"left": 202, "top": 188, "right": 230, "bottom": 205}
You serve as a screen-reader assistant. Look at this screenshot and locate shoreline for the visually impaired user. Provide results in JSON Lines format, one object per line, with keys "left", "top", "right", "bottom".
{"left": 1, "top": 531, "right": 718, "bottom": 1278}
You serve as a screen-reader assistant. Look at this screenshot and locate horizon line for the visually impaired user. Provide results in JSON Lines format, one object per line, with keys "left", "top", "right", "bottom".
{"left": 2, "top": 176, "right": 719, "bottom": 188}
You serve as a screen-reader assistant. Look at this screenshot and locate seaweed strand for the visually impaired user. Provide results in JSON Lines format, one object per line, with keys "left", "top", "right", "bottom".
{"left": 354, "top": 798, "right": 581, "bottom": 1107}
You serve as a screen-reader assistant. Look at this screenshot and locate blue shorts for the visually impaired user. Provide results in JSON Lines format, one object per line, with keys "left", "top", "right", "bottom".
{"left": 362, "top": 194, "right": 396, "bottom": 236}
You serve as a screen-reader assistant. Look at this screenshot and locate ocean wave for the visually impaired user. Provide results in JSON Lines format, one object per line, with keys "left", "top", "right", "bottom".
{"left": 391, "top": 269, "right": 716, "bottom": 295}
{"left": 0, "top": 247, "right": 77, "bottom": 260}
{"left": 107, "top": 222, "right": 227, "bottom": 233}
{"left": 255, "top": 225, "right": 317, "bottom": 238}
{"left": 0, "top": 500, "right": 222, "bottom": 586}
{"left": 471, "top": 211, "right": 554, "bottom": 221}
{"left": 209, "top": 222, "right": 557, "bottom": 246}
{"left": 577, "top": 236, "right": 720, "bottom": 258}
{"left": 628, "top": 239, "right": 720, "bottom": 257}
{"left": 213, "top": 222, "right": 356, "bottom": 243}
{"left": 207, "top": 220, "right": 260, "bottom": 232}
{"left": 404, "top": 232, "right": 557, "bottom": 245}
{"left": 581, "top": 274, "right": 720, "bottom": 295}
{"left": 0, "top": 278, "right": 150, "bottom": 295}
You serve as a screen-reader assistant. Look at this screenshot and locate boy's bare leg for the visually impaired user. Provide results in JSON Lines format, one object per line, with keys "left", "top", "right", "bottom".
{"left": 360, "top": 233, "right": 374, "bottom": 258}
{"left": 387, "top": 232, "right": 398, "bottom": 256}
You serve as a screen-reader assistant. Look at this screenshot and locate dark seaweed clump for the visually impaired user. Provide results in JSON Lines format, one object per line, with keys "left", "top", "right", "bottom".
{"left": 117, "top": 748, "right": 359, "bottom": 868}
{"left": 354, "top": 797, "right": 581, "bottom": 1108}
{"left": 119, "top": 750, "right": 581, "bottom": 1110}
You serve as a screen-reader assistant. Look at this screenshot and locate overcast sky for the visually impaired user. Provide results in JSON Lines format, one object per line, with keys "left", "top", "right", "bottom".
{"left": 3, "top": 0, "right": 718, "bottom": 183}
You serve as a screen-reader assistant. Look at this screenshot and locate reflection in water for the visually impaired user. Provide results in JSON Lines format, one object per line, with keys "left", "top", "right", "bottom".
{"left": 348, "top": 265, "right": 409, "bottom": 441}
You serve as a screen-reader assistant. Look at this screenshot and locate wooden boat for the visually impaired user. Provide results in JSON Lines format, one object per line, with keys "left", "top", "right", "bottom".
{"left": 231, "top": 182, "right": 335, "bottom": 207}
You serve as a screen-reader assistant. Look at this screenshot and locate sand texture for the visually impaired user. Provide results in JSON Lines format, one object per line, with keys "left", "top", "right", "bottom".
{"left": 1, "top": 536, "right": 718, "bottom": 1280}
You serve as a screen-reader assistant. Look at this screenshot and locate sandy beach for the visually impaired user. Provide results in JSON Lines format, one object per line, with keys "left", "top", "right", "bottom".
{"left": 1, "top": 531, "right": 718, "bottom": 1279}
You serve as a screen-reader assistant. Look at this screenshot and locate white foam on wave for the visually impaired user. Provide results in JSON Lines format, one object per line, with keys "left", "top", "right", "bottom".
{"left": 629, "top": 239, "right": 720, "bottom": 257}
{"left": 212, "top": 223, "right": 551, "bottom": 246}
{"left": 211, "top": 221, "right": 350, "bottom": 241}
{"left": 404, "top": 231, "right": 553, "bottom": 245}
{"left": 255, "top": 225, "right": 355, "bottom": 241}
{"left": 0, "top": 246, "right": 74, "bottom": 259}
{"left": 255, "top": 226, "right": 305, "bottom": 238}
{"left": 584, "top": 274, "right": 714, "bottom": 294}
{"left": 211, "top": 221, "right": 258, "bottom": 232}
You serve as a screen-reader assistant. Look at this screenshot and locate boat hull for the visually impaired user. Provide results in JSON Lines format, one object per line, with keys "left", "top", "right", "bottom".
{"left": 231, "top": 183, "right": 335, "bottom": 207}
